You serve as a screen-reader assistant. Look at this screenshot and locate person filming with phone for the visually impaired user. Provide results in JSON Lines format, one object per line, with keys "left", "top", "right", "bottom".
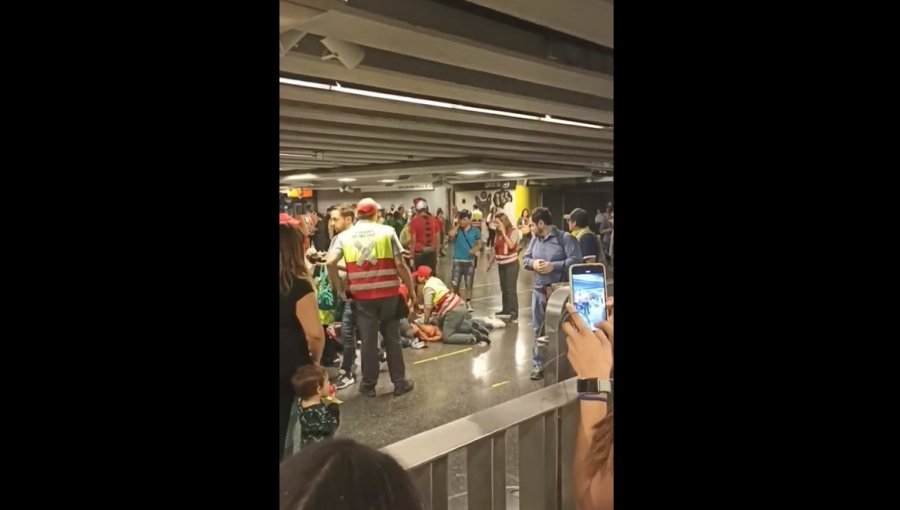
{"left": 448, "top": 209, "right": 482, "bottom": 312}
{"left": 563, "top": 297, "right": 614, "bottom": 510}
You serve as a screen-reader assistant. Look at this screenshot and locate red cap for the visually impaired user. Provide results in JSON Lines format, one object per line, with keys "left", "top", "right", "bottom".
{"left": 357, "top": 198, "right": 380, "bottom": 216}
{"left": 413, "top": 266, "right": 432, "bottom": 280}
{"left": 279, "top": 213, "right": 300, "bottom": 225}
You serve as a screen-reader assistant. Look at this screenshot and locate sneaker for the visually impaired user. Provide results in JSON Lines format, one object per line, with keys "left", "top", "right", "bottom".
{"left": 410, "top": 339, "right": 428, "bottom": 349}
{"left": 509, "top": 318, "right": 518, "bottom": 324}
{"left": 530, "top": 368, "right": 544, "bottom": 380}
{"left": 359, "top": 385, "right": 377, "bottom": 397}
{"left": 473, "top": 331, "right": 491, "bottom": 345}
{"left": 334, "top": 371, "right": 356, "bottom": 390}
{"left": 393, "top": 379, "right": 415, "bottom": 396}
{"left": 494, "top": 312, "right": 511, "bottom": 319}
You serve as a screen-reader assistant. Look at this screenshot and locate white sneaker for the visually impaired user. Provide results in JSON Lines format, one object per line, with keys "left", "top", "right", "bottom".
{"left": 410, "top": 339, "right": 428, "bottom": 349}
{"left": 334, "top": 371, "right": 356, "bottom": 390}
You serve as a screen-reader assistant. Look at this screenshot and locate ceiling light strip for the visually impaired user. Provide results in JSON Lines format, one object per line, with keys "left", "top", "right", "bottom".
{"left": 279, "top": 77, "right": 609, "bottom": 130}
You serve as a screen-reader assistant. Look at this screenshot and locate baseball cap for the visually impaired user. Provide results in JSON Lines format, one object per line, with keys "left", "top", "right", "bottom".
{"left": 412, "top": 266, "right": 432, "bottom": 279}
{"left": 356, "top": 198, "right": 380, "bottom": 216}
{"left": 567, "top": 208, "right": 589, "bottom": 225}
{"left": 279, "top": 212, "right": 300, "bottom": 225}
{"left": 415, "top": 199, "right": 428, "bottom": 211}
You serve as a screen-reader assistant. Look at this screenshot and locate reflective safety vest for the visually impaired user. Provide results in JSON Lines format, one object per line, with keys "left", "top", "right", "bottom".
{"left": 572, "top": 226, "right": 604, "bottom": 263}
{"left": 424, "top": 277, "right": 461, "bottom": 316}
{"left": 342, "top": 221, "right": 401, "bottom": 301}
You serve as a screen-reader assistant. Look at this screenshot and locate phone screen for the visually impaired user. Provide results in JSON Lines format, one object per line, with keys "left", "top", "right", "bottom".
{"left": 569, "top": 264, "right": 607, "bottom": 331}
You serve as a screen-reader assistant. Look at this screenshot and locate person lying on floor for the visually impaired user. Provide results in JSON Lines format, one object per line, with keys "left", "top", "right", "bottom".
{"left": 397, "top": 283, "right": 427, "bottom": 349}
{"left": 410, "top": 322, "right": 443, "bottom": 343}
{"left": 412, "top": 266, "right": 491, "bottom": 345}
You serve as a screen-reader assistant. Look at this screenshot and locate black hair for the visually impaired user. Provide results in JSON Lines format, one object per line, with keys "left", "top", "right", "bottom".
{"left": 531, "top": 207, "right": 553, "bottom": 225}
{"left": 280, "top": 439, "right": 423, "bottom": 510}
{"left": 568, "top": 208, "right": 589, "bottom": 228}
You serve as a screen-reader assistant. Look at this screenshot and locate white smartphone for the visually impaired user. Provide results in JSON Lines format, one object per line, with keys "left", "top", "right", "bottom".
{"left": 568, "top": 263, "right": 608, "bottom": 331}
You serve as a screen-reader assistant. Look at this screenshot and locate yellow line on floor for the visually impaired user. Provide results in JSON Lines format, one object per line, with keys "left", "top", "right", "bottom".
{"left": 491, "top": 380, "right": 510, "bottom": 388}
{"left": 413, "top": 347, "right": 473, "bottom": 365}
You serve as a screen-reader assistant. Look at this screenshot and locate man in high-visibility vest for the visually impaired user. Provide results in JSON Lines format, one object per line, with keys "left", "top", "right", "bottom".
{"left": 326, "top": 198, "right": 418, "bottom": 397}
{"left": 414, "top": 266, "right": 490, "bottom": 345}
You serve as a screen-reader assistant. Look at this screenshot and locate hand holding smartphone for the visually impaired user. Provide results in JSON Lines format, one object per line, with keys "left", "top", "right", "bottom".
{"left": 568, "top": 263, "right": 608, "bottom": 331}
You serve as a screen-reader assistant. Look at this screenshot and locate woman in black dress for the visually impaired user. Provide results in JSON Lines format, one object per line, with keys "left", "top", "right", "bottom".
{"left": 280, "top": 219, "right": 325, "bottom": 460}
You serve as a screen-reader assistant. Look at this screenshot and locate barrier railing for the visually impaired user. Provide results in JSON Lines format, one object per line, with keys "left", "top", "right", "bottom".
{"left": 380, "top": 377, "right": 581, "bottom": 510}
{"left": 380, "top": 281, "right": 612, "bottom": 509}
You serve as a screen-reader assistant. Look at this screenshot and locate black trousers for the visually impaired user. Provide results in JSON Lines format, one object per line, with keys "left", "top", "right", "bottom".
{"left": 414, "top": 250, "right": 437, "bottom": 274}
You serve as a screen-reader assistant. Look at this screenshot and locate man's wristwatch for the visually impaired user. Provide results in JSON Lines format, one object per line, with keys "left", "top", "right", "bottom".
{"left": 576, "top": 378, "right": 612, "bottom": 396}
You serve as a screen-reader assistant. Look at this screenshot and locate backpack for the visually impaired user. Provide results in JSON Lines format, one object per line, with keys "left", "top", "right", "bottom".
{"left": 400, "top": 223, "right": 411, "bottom": 248}
{"left": 316, "top": 269, "right": 337, "bottom": 324}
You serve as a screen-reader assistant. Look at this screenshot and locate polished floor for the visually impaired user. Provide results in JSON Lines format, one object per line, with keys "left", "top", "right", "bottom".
{"left": 337, "top": 252, "right": 541, "bottom": 449}
{"left": 287, "top": 252, "right": 546, "bottom": 454}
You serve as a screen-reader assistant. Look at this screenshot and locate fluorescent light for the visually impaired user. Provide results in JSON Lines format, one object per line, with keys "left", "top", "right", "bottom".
{"left": 337, "top": 178, "right": 356, "bottom": 182}
{"left": 280, "top": 77, "right": 611, "bottom": 130}
{"left": 457, "top": 170, "right": 487, "bottom": 176}
{"left": 501, "top": 172, "right": 526, "bottom": 178}
{"left": 333, "top": 84, "right": 455, "bottom": 109}
{"left": 285, "top": 173, "right": 319, "bottom": 180}
{"left": 279, "top": 77, "right": 331, "bottom": 90}
{"left": 455, "top": 105, "right": 540, "bottom": 120}
{"left": 379, "top": 179, "right": 397, "bottom": 183}
{"left": 540, "top": 115, "right": 605, "bottom": 129}
{"left": 280, "top": 152, "right": 315, "bottom": 158}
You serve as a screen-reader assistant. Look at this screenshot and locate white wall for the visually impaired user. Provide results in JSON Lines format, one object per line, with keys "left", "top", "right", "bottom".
{"left": 315, "top": 186, "right": 450, "bottom": 215}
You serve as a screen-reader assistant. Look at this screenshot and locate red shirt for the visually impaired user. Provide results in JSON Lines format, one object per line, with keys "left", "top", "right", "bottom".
{"left": 410, "top": 213, "right": 438, "bottom": 253}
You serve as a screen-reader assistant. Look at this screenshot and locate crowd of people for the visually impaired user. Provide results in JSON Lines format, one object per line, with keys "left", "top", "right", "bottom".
{"left": 279, "top": 196, "right": 614, "bottom": 509}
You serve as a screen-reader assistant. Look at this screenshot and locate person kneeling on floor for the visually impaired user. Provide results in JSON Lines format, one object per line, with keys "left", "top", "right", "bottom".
{"left": 413, "top": 266, "right": 491, "bottom": 345}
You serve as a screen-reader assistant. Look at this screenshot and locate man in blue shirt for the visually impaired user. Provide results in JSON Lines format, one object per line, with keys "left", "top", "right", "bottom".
{"left": 448, "top": 209, "right": 483, "bottom": 312}
{"left": 523, "top": 207, "right": 582, "bottom": 380}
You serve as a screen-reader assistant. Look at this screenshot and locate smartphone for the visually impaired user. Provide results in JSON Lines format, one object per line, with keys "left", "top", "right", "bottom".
{"left": 568, "top": 263, "right": 608, "bottom": 331}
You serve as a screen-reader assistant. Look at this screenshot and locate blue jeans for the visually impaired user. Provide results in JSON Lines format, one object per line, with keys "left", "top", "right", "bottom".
{"left": 339, "top": 299, "right": 357, "bottom": 374}
{"left": 531, "top": 289, "right": 548, "bottom": 370}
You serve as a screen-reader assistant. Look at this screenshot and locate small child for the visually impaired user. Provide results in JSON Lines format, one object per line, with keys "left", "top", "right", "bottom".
{"left": 291, "top": 364, "right": 340, "bottom": 448}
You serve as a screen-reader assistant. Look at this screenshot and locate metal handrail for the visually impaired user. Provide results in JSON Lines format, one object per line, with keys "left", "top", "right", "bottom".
{"left": 381, "top": 378, "right": 581, "bottom": 510}
{"left": 378, "top": 284, "right": 600, "bottom": 509}
{"left": 381, "top": 378, "right": 578, "bottom": 470}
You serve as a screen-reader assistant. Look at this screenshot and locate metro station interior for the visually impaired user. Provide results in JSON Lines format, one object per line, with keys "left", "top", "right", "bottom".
{"left": 279, "top": 1, "right": 613, "bottom": 509}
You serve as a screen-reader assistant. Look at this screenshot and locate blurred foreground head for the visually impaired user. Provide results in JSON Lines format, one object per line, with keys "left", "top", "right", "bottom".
{"left": 280, "top": 438, "right": 423, "bottom": 510}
